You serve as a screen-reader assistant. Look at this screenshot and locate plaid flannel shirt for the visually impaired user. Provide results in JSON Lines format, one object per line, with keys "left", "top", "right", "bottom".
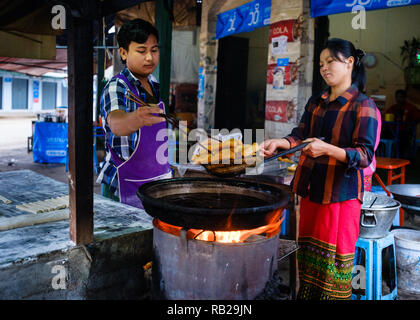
{"left": 96, "top": 67, "right": 160, "bottom": 196}
{"left": 285, "top": 85, "right": 379, "bottom": 204}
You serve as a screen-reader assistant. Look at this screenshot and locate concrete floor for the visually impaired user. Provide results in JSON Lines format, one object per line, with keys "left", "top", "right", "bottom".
{"left": 0, "top": 114, "right": 102, "bottom": 194}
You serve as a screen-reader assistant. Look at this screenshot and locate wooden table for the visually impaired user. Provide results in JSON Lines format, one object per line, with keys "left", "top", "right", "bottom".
{"left": 373, "top": 157, "right": 410, "bottom": 225}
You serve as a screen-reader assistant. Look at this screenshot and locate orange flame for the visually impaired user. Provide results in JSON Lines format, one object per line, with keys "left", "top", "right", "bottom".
{"left": 191, "top": 208, "right": 284, "bottom": 243}
{"left": 154, "top": 208, "right": 284, "bottom": 243}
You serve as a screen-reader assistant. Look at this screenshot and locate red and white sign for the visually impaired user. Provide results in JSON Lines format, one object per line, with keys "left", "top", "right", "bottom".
{"left": 269, "top": 19, "right": 296, "bottom": 43}
{"left": 265, "top": 100, "right": 288, "bottom": 123}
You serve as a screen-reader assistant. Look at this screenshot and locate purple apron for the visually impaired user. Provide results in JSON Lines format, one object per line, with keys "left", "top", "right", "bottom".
{"left": 108, "top": 73, "right": 171, "bottom": 209}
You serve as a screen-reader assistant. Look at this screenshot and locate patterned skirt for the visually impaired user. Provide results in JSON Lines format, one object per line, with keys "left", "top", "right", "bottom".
{"left": 297, "top": 196, "right": 361, "bottom": 300}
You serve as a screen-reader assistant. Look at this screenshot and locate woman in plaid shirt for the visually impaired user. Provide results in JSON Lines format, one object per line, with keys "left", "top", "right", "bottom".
{"left": 262, "top": 38, "right": 379, "bottom": 300}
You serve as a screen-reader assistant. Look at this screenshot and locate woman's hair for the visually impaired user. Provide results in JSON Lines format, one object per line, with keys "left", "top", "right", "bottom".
{"left": 323, "top": 38, "right": 366, "bottom": 92}
{"left": 117, "top": 18, "right": 159, "bottom": 51}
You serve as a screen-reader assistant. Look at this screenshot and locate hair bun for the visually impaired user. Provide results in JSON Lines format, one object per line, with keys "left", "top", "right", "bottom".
{"left": 355, "top": 49, "right": 365, "bottom": 58}
{"left": 355, "top": 49, "right": 365, "bottom": 66}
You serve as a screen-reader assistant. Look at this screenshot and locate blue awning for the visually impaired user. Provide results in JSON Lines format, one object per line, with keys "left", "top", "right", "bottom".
{"left": 310, "top": 0, "right": 420, "bottom": 18}
{"left": 216, "top": 0, "right": 271, "bottom": 39}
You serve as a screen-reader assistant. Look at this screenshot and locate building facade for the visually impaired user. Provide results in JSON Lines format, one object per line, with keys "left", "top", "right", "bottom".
{"left": 0, "top": 71, "right": 67, "bottom": 114}
{"left": 198, "top": 0, "right": 314, "bottom": 139}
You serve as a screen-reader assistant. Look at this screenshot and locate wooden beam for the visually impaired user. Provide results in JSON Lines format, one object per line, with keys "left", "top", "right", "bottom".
{"left": 67, "top": 13, "right": 94, "bottom": 245}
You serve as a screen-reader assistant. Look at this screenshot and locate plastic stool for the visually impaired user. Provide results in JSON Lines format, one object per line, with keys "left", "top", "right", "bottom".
{"left": 373, "top": 233, "right": 398, "bottom": 300}
{"left": 352, "top": 237, "right": 374, "bottom": 300}
{"left": 352, "top": 232, "right": 398, "bottom": 300}
{"left": 378, "top": 139, "right": 396, "bottom": 158}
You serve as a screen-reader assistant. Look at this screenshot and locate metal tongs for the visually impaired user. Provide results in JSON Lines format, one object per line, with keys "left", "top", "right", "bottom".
{"left": 263, "top": 137, "right": 325, "bottom": 163}
{"left": 124, "top": 89, "right": 220, "bottom": 153}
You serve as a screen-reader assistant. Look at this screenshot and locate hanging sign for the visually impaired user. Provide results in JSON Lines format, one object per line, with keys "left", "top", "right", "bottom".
{"left": 311, "top": 0, "right": 420, "bottom": 18}
{"left": 216, "top": 8, "right": 243, "bottom": 39}
{"left": 216, "top": 0, "right": 271, "bottom": 39}
{"left": 33, "top": 80, "right": 39, "bottom": 103}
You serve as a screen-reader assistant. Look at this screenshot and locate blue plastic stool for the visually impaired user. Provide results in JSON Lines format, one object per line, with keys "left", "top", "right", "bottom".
{"left": 352, "top": 232, "right": 398, "bottom": 300}
{"left": 378, "top": 139, "right": 396, "bottom": 158}
{"left": 352, "top": 237, "right": 374, "bottom": 300}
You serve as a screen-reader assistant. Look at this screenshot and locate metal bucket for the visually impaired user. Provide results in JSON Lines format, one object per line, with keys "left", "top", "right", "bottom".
{"left": 359, "top": 192, "right": 401, "bottom": 239}
{"left": 391, "top": 229, "right": 420, "bottom": 294}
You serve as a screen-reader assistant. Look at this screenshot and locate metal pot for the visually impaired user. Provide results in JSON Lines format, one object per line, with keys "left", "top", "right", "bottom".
{"left": 359, "top": 192, "right": 401, "bottom": 239}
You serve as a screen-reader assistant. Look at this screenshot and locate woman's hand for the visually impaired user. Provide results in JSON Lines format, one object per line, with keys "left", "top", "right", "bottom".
{"left": 302, "top": 137, "right": 329, "bottom": 158}
{"left": 259, "top": 138, "right": 290, "bottom": 158}
{"left": 302, "top": 137, "right": 347, "bottom": 162}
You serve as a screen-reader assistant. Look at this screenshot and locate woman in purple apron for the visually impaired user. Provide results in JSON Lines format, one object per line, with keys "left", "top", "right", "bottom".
{"left": 97, "top": 19, "right": 171, "bottom": 209}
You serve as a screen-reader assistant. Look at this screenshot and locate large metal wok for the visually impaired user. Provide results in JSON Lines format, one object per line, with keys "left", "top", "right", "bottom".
{"left": 137, "top": 177, "right": 289, "bottom": 231}
{"left": 387, "top": 184, "right": 420, "bottom": 216}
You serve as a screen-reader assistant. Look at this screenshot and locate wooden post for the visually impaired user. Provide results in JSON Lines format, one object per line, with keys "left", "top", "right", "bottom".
{"left": 155, "top": 0, "right": 173, "bottom": 114}
{"left": 96, "top": 18, "right": 106, "bottom": 123}
{"left": 67, "top": 13, "right": 94, "bottom": 245}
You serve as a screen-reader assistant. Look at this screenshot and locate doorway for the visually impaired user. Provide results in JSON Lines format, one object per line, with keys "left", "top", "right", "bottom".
{"left": 215, "top": 36, "right": 249, "bottom": 131}
{"left": 214, "top": 27, "right": 269, "bottom": 134}
{"left": 12, "top": 78, "right": 28, "bottom": 110}
{"left": 42, "top": 82, "right": 57, "bottom": 110}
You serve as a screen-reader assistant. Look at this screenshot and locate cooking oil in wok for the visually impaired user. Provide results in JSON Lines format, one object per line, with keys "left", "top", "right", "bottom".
{"left": 160, "top": 193, "right": 269, "bottom": 209}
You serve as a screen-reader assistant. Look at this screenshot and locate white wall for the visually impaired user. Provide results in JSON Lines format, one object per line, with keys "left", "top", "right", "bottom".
{"left": 171, "top": 28, "right": 201, "bottom": 84}
{"left": 329, "top": 4, "right": 420, "bottom": 109}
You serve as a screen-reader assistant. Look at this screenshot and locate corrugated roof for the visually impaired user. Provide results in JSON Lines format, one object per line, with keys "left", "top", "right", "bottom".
{"left": 0, "top": 49, "right": 66, "bottom": 77}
